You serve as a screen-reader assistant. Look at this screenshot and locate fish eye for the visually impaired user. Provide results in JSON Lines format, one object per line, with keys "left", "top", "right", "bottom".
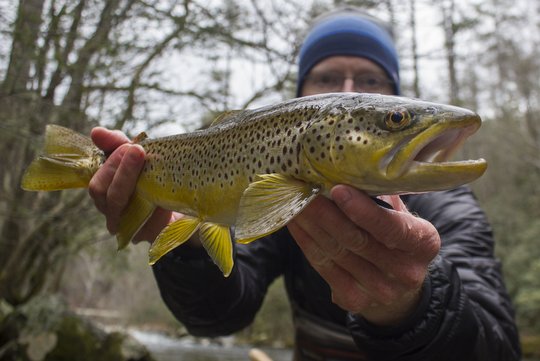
{"left": 385, "top": 109, "right": 412, "bottom": 130}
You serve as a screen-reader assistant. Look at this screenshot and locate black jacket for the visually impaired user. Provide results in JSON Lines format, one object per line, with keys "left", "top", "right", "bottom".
{"left": 152, "top": 186, "right": 521, "bottom": 360}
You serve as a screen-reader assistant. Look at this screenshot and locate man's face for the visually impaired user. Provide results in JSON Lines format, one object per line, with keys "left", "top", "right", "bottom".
{"left": 301, "top": 56, "right": 395, "bottom": 96}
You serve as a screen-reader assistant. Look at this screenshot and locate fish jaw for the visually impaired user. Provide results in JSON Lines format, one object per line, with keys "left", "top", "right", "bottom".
{"left": 381, "top": 113, "right": 487, "bottom": 192}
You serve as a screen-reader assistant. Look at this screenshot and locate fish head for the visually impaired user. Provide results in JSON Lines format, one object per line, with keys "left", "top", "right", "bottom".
{"left": 302, "top": 93, "right": 487, "bottom": 194}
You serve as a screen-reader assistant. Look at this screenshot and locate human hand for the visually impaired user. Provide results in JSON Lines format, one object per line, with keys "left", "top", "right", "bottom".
{"left": 287, "top": 184, "right": 440, "bottom": 326}
{"left": 88, "top": 127, "right": 173, "bottom": 243}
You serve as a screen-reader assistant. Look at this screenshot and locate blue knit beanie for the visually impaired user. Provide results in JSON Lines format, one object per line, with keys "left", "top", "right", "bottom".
{"left": 297, "top": 9, "right": 400, "bottom": 96}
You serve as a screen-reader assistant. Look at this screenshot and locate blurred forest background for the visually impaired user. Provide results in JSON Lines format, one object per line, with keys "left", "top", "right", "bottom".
{"left": 1, "top": 0, "right": 540, "bottom": 358}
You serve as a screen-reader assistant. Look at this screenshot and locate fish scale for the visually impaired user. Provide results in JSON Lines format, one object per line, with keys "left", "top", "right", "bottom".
{"left": 136, "top": 106, "right": 321, "bottom": 223}
{"left": 20, "top": 92, "right": 487, "bottom": 276}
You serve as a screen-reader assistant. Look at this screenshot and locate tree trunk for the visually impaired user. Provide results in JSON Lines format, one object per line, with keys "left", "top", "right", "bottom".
{"left": 409, "top": 0, "right": 421, "bottom": 98}
{"left": 1, "top": 0, "right": 45, "bottom": 95}
{"left": 440, "top": 0, "right": 460, "bottom": 105}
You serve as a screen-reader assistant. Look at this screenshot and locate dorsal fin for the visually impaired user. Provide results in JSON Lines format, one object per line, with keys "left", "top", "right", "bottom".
{"left": 210, "top": 110, "right": 244, "bottom": 126}
{"left": 132, "top": 132, "right": 148, "bottom": 143}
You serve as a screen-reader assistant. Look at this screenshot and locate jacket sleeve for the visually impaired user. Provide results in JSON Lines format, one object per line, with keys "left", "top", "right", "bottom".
{"left": 151, "top": 228, "right": 291, "bottom": 337}
{"left": 347, "top": 186, "right": 521, "bottom": 361}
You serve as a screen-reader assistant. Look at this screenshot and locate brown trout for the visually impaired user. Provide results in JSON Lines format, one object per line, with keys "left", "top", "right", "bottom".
{"left": 21, "top": 93, "right": 487, "bottom": 276}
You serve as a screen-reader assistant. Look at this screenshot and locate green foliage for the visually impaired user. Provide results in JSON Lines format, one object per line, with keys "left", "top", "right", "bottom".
{"left": 521, "top": 334, "right": 540, "bottom": 358}
{"left": 467, "top": 114, "right": 540, "bottom": 334}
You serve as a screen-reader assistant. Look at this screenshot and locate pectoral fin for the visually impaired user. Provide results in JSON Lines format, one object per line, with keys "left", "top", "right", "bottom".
{"left": 235, "top": 173, "right": 320, "bottom": 244}
{"left": 199, "top": 223, "right": 234, "bottom": 277}
{"left": 148, "top": 216, "right": 201, "bottom": 265}
{"left": 116, "top": 192, "right": 155, "bottom": 249}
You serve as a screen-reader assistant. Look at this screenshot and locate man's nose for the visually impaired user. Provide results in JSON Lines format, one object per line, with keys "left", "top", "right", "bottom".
{"left": 341, "top": 78, "right": 355, "bottom": 92}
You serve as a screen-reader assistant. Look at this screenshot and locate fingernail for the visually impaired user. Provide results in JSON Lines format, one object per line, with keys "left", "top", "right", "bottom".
{"left": 332, "top": 186, "right": 352, "bottom": 204}
{"left": 126, "top": 145, "right": 143, "bottom": 162}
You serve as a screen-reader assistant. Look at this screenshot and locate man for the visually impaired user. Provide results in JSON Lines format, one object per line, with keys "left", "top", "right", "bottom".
{"left": 89, "top": 8, "right": 521, "bottom": 360}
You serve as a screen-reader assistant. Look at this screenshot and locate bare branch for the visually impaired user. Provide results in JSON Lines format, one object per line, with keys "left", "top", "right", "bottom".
{"left": 44, "top": 0, "right": 85, "bottom": 100}
{"left": 61, "top": 0, "right": 123, "bottom": 124}
{"left": 115, "top": 0, "right": 192, "bottom": 129}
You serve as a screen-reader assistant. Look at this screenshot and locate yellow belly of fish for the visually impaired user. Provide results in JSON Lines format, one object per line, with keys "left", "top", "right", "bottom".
{"left": 136, "top": 168, "right": 248, "bottom": 225}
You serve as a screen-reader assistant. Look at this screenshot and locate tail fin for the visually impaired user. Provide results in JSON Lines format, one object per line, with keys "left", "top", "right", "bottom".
{"left": 21, "top": 125, "right": 104, "bottom": 191}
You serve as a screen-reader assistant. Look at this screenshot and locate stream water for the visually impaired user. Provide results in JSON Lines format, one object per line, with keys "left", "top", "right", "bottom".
{"left": 130, "top": 330, "right": 293, "bottom": 361}
{"left": 131, "top": 329, "right": 538, "bottom": 361}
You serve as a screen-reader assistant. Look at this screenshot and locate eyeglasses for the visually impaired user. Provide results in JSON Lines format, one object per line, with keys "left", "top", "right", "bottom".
{"left": 303, "top": 72, "right": 394, "bottom": 92}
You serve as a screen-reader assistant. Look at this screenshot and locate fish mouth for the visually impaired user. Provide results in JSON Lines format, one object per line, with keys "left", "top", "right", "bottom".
{"left": 383, "top": 117, "right": 487, "bottom": 182}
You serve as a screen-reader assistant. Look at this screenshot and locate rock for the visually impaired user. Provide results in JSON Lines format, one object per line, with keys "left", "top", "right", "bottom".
{"left": 0, "top": 295, "right": 155, "bottom": 361}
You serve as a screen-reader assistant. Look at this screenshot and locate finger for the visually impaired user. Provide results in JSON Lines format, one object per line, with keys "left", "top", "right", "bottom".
{"left": 331, "top": 186, "right": 417, "bottom": 249}
{"left": 132, "top": 207, "right": 173, "bottom": 244}
{"left": 290, "top": 209, "right": 383, "bottom": 294}
{"left": 379, "top": 194, "right": 408, "bottom": 213}
{"left": 289, "top": 220, "right": 395, "bottom": 309}
{"left": 290, "top": 196, "right": 379, "bottom": 281}
{"left": 288, "top": 220, "right": 366, "bottom": 296}
{"left": 91, "top": 127, "right": 131, "bottom": 153}
{"left": 88, "top": 144, "right": 131, "bottom": 213}
{"left": 295, "top": 197, "right": 371, "bottom": 252}
{"left": 331, "top": 185, "right": 440, "bottom": 262}
{"left": 289, "top": 195, "right": 372, "bottom": 267}
{"left": 331, "top": 185, "right": 396, "bottom": 237}
{"left": 315, "top": 262, "right": 375, "bottom": 313}
{"left": 288, "top": 217, "right": 334, "bottom": 268}
{"left": 105, "top": 144, "right": 146, "bottom": 234}
{"left": 292, "top": 196, "right": 370, "bottom": 259}
{"left": 291, "top": 206, "right": 410, "bottom": 301}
